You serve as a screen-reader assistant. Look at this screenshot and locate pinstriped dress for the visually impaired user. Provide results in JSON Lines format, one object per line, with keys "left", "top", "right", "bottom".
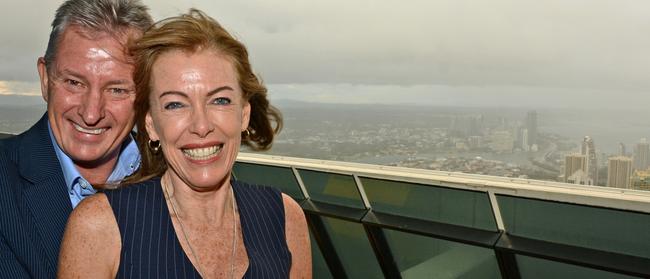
{"left": 104, "top": 177, "right": 292, "bottom": 278}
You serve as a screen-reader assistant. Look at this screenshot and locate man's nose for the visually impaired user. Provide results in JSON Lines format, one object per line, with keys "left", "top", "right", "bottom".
{"left": 78, "top": 89, "right": 105, "bottom": 126}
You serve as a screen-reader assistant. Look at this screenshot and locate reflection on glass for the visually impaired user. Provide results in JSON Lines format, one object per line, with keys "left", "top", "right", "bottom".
{"left": 232, "top": 162, "right": 304, "bottom": 199}
{"left": 320, "top": 216, "right": 383, "bottom": 279}
{"left": 361, "top": 177, "right": 497, "bottom": 231}
{"left": 517, "top": 255, "right": 637, "bottom": 279}
{"left": 383, "top": 228, "right": 501, "bottom": 278}
{"left": 310, "top": 232, "right": 333, "bottom": 279}
{"left": 298, "top": 169, "right": 365, "bottom": 208}
{"left": 498, "top": 195, "right": 650, "bottom": 258}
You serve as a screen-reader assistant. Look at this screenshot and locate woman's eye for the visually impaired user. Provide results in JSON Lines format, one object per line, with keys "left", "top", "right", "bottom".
{"left": 212, "top": 97, "right": 231, "bottom": 105}
{"left": 163, "top": 102, "right": 185, "bottom": 110}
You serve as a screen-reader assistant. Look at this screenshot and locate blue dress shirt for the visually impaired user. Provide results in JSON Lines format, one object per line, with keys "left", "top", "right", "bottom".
{"left": 48, "top": 123, "right": 141, "bottom": 208}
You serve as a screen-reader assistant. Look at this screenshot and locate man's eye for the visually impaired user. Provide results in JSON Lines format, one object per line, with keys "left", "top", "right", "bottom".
{"left": 109, "top": 88, "right": 128, "bottom": 95}
{"left": 107, "top": 88, "right": 133, "bottom": 99}
{"left": 65, "top": 79, "right": 83, "bottom": 87}
{"left": 61, "top": 79, "right": 86, "bottom": 93}
{"left": 212, "top": 97, "right": 231, "bottom": 105}
{"left": 164, "top": 102, "right": 185, "bottom": 110}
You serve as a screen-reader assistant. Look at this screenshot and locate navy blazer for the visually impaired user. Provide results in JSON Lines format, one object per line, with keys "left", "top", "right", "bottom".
{"left": 0, "top": 114, "right": 73, "bottom": 278}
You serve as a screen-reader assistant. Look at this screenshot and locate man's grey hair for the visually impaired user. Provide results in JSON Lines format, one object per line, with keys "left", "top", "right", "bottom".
{"left": 43, "top": 0, "right": 153, "bottom": 70}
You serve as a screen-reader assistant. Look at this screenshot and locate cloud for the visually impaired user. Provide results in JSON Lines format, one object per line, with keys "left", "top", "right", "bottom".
{"left": 0, "top": 80, "right": 41, "bottom": 96}
{"left": 268, "top": 83, "right": 650, "bottom": 109}
{"left": 2, "top": 0, "right": 650, "bottom": 93}
{"left": 143, "top": 0, "right": 650, "bottom": 91}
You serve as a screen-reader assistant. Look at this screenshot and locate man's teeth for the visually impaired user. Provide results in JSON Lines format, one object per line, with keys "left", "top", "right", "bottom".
{"left": 183, "top": 145, "right": 222, "bottom": 160}
{"left": 73, "top": 123, "right": 105, "bottom": 135}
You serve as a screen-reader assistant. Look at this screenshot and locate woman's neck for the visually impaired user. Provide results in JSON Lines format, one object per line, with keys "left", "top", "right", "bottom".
{"left": 162, "top": 171, "right": 234, "bottom": 225}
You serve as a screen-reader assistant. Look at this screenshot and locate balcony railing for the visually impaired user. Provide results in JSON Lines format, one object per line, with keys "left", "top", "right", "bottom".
{"left": 2, "top": 130, "right": 648, "bottom": 278}
{"left": 234, "top": 152, "right": 650, "bottom": 279}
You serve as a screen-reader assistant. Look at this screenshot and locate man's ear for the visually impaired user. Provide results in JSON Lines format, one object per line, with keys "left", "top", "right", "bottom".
{"left": 37, "top": 57, "right": 50, "bottom": 103}
{"left": 145, "top": 111, "right": 159, "bottom": 141}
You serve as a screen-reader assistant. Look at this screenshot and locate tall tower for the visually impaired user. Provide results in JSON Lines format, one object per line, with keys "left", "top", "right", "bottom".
{"left": 619, "top": 142, "right": 626, "bottom": 156}
{"left": 521, "top": 128, "right": 529, "bottom": 151}
{"left": 564, "top": 153, "right": 589, "bottom": 184}
{"left": 633, "top": 138, "right": 649, "bottom": 170}
{"left": 525, "top": 111, "right": 538, "bottom": 147}
{"left": 607, "top": 156, "right": 633, "bottom": 188}
{"left": 581, "top": 136, "right": 598, "bottom": 185}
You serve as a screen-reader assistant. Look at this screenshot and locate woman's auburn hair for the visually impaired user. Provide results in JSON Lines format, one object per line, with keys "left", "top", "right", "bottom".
{"left": 125, "top": 8, "right": 282, "bottom": 183}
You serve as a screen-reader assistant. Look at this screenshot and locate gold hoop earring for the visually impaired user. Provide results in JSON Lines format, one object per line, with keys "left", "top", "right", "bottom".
{"left": 148, "top": 139, "right": 161, "bottom": 153}
{"left": 242, "top": 129, "right": 251, "bottom": 139}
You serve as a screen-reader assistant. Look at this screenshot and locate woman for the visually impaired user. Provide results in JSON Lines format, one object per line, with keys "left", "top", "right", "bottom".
{"left": 58, "top": 9, "right": 311, "bottom": 278}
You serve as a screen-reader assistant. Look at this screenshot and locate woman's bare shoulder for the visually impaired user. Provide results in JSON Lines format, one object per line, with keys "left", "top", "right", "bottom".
{"left": 58, "top": 193, "right": 121, "bottom": 277}
{"left": 281, "top": 193, "right": 312, "bottom": 279}
{"left": 67, "top": 193, "right": 116, "bottom": 231}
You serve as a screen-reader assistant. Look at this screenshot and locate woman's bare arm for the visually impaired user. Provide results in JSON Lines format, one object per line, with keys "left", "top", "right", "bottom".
{"left": 57, "top": 193, "right": 121, "bottom": 278}
{"left": 283, "top": 193, "right": 312, "bottom": 279}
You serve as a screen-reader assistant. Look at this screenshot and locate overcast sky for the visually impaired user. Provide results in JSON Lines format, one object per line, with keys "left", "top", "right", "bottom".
{"left": 2, "top": 0, "right": 650, "bottom": 107}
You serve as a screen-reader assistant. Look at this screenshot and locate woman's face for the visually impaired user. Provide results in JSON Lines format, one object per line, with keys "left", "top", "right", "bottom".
{"left": 146, "top": 49, "right": 250, "bottom": 190}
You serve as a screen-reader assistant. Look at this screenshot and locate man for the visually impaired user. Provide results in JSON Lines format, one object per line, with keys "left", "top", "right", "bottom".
{"left": 0, "top": 0, "right": 152, "bottom": 277}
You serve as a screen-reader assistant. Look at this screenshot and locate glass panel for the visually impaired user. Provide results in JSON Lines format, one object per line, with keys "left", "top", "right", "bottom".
{"left": 497, "top": 195, "right": 650, "bottom": 258}
{"left": 517, "top": 255, "right": 638, "bottom": 279}
{"left": 298, "top": 169, "right": 365, "bottom": 209}
{"left": 310, "top": 232, "right": 333, "bottom": 279}
{"left": 321, "top": 216, "right": 383, "bottom": 279}
{"left": 383, "top": 229, "right": 501, "bottom": 279}
{"left": 361, "top": 177, "right": 497, "bottom": 231}
{"left": 232, "top": 162, "right": 304, "bottom": 199}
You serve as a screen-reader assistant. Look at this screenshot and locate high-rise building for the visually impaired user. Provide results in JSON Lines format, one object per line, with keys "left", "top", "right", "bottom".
{"left": 512, "top": 125, "right": 522, "bottom": 150}
{"left": 564, "top": 153, "right": 590, "bottom": 185}
{"left": 525, "top": 110, "right": 538, "bottom": 147}
{"left": 632, "top": 169, "right": 650, "bottom": 191}
{"left": 607, "top": 156, "right": 633, "bottom": 188}
{"left": 488, "top": 131, "right": 514, "bottom": 153}
{"left": 633, "top": 138, "right": 649, "bottom": 170}
{"left": 450, "top": 115, "right": 483, "bottom": 137}
{"left": 619, "top": 142, "right": 626, "bottom": 157}
{"left": 521, "top": 128, "right": 529, "bottom": 151}
{"left": 581, "top": 136, "right": 598, "bottom": 185}
{"left": 468, "top": 136, "right": 482, "bottom": 149}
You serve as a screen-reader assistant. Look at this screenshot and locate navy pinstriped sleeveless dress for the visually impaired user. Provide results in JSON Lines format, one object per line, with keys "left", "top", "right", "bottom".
{"left": 104, "top": 177, "right": 292, "bottom": 278}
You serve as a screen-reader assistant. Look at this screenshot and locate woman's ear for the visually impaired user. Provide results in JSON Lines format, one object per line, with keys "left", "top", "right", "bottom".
{"left": 241, "top": 101, "right": 251, "bottom": 131}
{"left": 145, "top": 111, "right": 159, "bottom": 141}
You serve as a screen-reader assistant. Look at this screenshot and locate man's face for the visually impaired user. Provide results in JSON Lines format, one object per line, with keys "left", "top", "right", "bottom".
{"left": 38, "top": 26, "right": 136, "bottom": 169}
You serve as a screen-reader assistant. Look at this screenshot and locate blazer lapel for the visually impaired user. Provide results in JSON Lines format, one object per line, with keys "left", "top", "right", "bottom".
{"left": 18, "top": 115, "right": 73, "bottom": 272}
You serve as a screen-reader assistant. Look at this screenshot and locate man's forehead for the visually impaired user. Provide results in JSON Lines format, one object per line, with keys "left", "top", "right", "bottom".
{"left": 54, "top": 26, "right": 135, "bottom": 66}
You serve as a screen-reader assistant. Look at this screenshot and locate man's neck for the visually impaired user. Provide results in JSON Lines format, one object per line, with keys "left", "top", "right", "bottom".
{"left": 75, "top": 152, "right": 120, "bottom": 185}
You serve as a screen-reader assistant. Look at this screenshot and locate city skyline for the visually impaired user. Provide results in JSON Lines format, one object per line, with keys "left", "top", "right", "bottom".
{"left": 2, "top": 102, "right": 649, "bottom": 190}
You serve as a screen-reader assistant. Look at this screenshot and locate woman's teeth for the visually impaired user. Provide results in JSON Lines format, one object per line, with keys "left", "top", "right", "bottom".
{"left": 182, "top": 145, "right": 222, "bottom": 160}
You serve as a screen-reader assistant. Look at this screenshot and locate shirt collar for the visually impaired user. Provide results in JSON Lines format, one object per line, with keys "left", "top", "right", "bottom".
{"left": 48, "top": 122, "right": 141, "bottom": 192}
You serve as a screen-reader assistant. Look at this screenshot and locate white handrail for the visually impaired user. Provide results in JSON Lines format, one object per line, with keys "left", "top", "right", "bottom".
{"left": 237, "top": 152, "right": 650, "bottom": 214}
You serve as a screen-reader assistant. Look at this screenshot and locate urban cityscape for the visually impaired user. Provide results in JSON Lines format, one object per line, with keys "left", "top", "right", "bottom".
{"left": 262, "top": 102, "right": 650, "bottom": 191}
{"left": 1, "top": 101, "right": 649, "bottom": 191}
